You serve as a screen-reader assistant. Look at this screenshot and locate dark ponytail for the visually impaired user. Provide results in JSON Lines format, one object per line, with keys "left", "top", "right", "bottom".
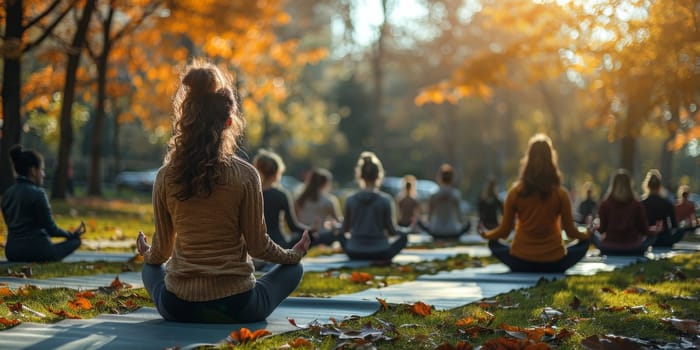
{"left": 9, "top": 144, "right": 43, "bottom": 177}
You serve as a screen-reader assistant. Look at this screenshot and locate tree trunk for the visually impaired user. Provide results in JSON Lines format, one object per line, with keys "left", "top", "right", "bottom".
{"left": 113, "top": 110, "right": 121, "bottom": 176}
{"left": 370, "top": 0, "right": 389, "bottom": 155}
{"left": 52, "top": 0, "right": 97, "bottom": 199}
{"left": 0, "top": 0, "right": 24, "bottom": 195}
{"left": 87, "top": 7, "right": 114, "bottom": 196}
{"left": 620, "top": 135, "right": 636, "bottom": 175}
{"left": 660, "top": 94, "right": 680, "bottom": 189}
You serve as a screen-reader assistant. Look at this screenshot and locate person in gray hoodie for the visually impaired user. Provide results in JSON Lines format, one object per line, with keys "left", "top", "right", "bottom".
{"left": 338, "top": 151, "right": 408, "bottom": 262}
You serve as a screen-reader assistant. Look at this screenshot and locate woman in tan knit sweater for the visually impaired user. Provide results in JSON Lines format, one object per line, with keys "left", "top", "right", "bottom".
{"left": 135, "top": 59, "right": 310, "bottom": 323}
{"left": 479, "top": 134, "right": 590, "bottom": 272}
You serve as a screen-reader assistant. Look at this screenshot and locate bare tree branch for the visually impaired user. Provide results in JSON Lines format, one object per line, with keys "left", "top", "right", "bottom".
{"left": 113, "top": 0, "right": 164, "bottom": 43}
{"left": 23, "top": 0, "right": 62, "bottom": 30}
{"left": 23, "top": 0, "right": 78, "bottom": 52}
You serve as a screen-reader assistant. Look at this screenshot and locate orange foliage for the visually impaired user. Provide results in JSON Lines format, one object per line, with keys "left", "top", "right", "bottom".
{"left": 0, "top": 317, "right": 21, "bottom": 327}
{"left": 376, "top": 297, "right": 389, "bottom": 311}
{"left": 49, "top": 308, "right": 82, "bottom": 319}
{"left": 285, "top": 337, "right": 313, "bottom": 348}
{"left": 76, "top": 291, "right": 96, "bottom": 298}
{"left": 410, "top": 301, "right": 432, "bottom": 316}
{"left": 349, "top": 272, "right": 373, "bottom": 283}
{"left": 228, "top": 327, "right": 271, "bottom": 344}
{"left": 68, "top": 297, "right": 93, "bottom": 311}
{"left": 0, "top": 285, "right": 13, "bottom": 297}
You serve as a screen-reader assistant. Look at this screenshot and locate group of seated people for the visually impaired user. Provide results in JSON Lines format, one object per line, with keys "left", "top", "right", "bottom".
{"left": 1, "top": 60, "right": 698, "bottom": 325}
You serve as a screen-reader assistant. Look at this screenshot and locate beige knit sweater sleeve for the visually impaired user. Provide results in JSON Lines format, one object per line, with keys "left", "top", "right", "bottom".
{"left": 144, "top": 168, "right": 175, "bottom": 265}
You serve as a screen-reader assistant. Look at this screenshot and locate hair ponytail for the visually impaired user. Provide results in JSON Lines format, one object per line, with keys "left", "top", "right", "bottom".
{"left": 9, "top": 144, "right": 43, "bottom": 177}
{"left": 166, "top": 59, "right": 244, "bottom": 201}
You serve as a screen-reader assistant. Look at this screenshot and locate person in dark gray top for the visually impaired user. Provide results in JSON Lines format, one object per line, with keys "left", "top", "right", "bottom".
{"left": 418, "top": 164, "right": 470, "bottom": 239}
{"left": 1, "top": 144, "right": 84, "bottom": 262}
{"left": 338, "top": 151, "right": 407, "bottom": 262}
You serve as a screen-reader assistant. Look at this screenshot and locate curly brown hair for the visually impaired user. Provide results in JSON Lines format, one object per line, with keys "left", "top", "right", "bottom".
{"left": 165, "top": 59, "right": 245, "bottom": 201}
{"left": 517, "top": 133, "right": 561, "bottom": 199}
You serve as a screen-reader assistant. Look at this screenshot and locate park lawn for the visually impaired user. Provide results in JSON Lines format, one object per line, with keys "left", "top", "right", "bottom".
{"left": 208, "top": 252, "right": 700, "bottom": 350}
{"left": 0, "top": 254, "right": 489, "bottom": 331}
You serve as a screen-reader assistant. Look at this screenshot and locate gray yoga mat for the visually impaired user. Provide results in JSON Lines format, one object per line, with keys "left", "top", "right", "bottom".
{"left": 0, "top": 297, "right": 380, "bottom": 350}
{"left": 0, "top": 272, "right": 143, "bottom": 290}
{"left": 302, "top": 245, "right": 491, "bottom": 272}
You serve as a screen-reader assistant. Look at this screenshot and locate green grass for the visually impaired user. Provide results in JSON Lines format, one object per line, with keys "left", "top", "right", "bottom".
{"left": 201, "top": 252, "right": 700, "bottom": 349}
{"left": 0, "top": 259, "right": 143, "bottom": 279}
{"left": 293, "top": 254, "right": 491, "bottom": 297}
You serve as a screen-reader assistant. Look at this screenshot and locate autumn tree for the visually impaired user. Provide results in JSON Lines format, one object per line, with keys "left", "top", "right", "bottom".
{"left": 0, "top": 0, "right": 76, "bottom": 194}
{"left": 416, "top": 0, "right": 700, "bottom": 178}
{"left": 52, "top": 0, "right": 96, "bottom": 199}
{"left": 83, "top": 0, "right": 163, "bottom": 196}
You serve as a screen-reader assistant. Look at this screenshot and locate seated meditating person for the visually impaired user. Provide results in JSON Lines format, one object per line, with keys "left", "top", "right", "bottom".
{"left": 136, "top": 59, "right": 310, "bottom": 323}
{"left": 418, "top": 164, "right": 471, "bottom": 239}
{"left": 477, "top": 178, "right": 503, "bottom": 230}
{"left": 675, "top": 185, "right": 698, "bottom": 229}
{"left": 575, "top": 181, "right": 598, "bottom": 225}
{"left": 338, "top": 151, "right": 408, "bottom": 263}
{"left": 641, "top": 169, "right": 681, "bottom": 247}
{"left": 253, "top": 149, "right": 311, "bottom": 249}
{"left": 295, "top": 168, "right": 343, "bottom": 233}
{"left": 479, "top": 134, "right": 590, "bottom": 273}
{"left": 590, "top": 169, "right": 658, "bottom": 255}
{"left": 395, "top": 175, "right": 420, "bottom": 229}
{"left": 1, "top": 144, "right": 85, "bottom": 262}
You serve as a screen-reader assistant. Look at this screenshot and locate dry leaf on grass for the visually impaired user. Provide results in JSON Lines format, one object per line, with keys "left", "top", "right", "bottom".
{"left": 49, "top": 308, "right": 82, "bottom": 319}
{"left": 68, "top": 297, "right": 93, "bottom": 311}
{"left": 227, "top": 327, "right": 271, "bottom": 344}
{"left": 581, "top": 334, "right": 647, "bottom": 349}
{"left": 435, "top": 341, "right": 474, "bottom": 350}
{"left": 600, "top": 287, "right": 617, "bottom": 294}
{"left": 410, "top": 301, "right": 432, "bottom": 316}
{"left": 376, "top": 297, "right": 389, "bottom": 311}
{"left": 661, "top": 318, "right": 700, "bottom": 335}
{"left": 76, "top": 291, "right": 96, "bottom": 298}
{"left": 278, "top": 336, "right": 313, "bottom": 349}
{"left": 350, "top": 272, "right": 374, "bottom": 283}
{"left": 0, "top": 317, "right": 20, "bottom": 327}
{"left": 0, "top": 285, "right": 14, "bottom": 297}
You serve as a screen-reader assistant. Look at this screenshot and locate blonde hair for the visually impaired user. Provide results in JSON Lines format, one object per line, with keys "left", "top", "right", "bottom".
{"left": 641, "top": 169, "right": 662, "bottom": 198}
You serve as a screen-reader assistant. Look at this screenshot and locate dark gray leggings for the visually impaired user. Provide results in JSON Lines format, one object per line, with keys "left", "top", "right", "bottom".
{"left": 5, "top": 236, "right": 81, "bottom": 262}
{"left": 141, "top": 262, "right": 304, "bottom": 323}
{"left": 339, "top": 234, "right": 408, "bottom": 261}
{"left": 488, "top": 239, "right": 590, "bottom": 272}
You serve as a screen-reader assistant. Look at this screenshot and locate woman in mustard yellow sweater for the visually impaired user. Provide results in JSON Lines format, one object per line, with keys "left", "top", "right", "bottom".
{"left": 135, "top": 59, "right": 310, "bottom": 323}
{"left": 479, "top": 134, "right": 591, "bottom": 272}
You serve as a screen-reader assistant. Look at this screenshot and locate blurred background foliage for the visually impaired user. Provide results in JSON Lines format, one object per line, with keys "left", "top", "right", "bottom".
{"left": 1, "top": 0, "right": 699, "bottom": 204}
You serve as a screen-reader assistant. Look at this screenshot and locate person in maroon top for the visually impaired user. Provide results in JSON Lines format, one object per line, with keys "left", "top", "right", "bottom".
{"left": 591, "top": 169, "right": 658, "bottom": 255}
{"left": 675, "top": 185, "right": 698, "bottom": 228}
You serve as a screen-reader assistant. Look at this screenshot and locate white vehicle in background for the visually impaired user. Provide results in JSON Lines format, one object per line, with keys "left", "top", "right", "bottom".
{"left": 115, "top": 169, "right": 159, "bottom": 192}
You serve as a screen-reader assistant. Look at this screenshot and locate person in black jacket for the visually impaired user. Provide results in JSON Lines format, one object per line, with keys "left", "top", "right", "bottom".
{"left": 253, "top": 149, "right": 309, "bottom": 249}
{"left": 1, "top": 145, "right": 84, "bottom": 262}
{"left": 641, "top": 169, "right": 681, "bottom": 247}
